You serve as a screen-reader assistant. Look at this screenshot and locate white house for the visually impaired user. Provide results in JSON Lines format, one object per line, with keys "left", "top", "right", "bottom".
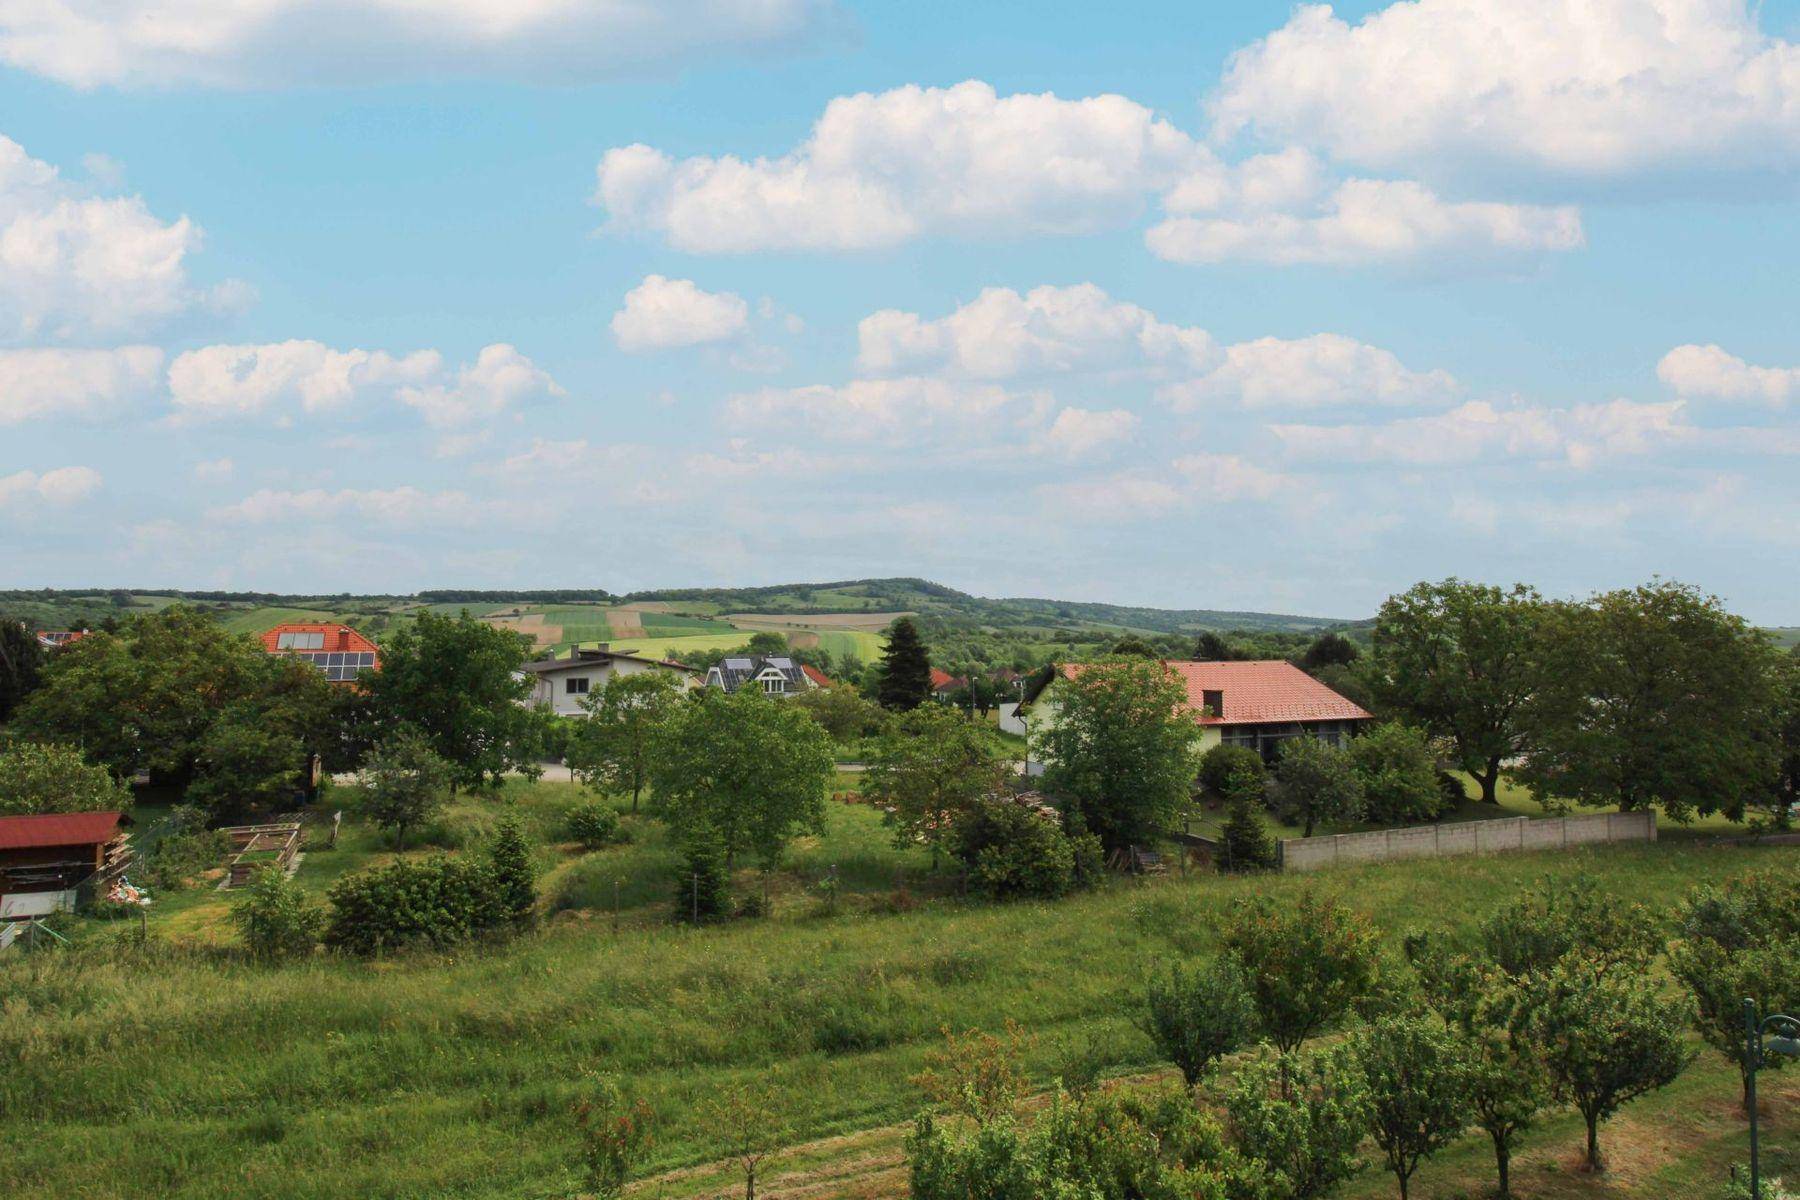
{"left": 519, "top": 644, "right": 699, "bottom": 716}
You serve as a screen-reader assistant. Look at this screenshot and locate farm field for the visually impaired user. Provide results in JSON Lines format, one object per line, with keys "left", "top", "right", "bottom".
{"left": 216, "top": 606, "right": 341, "bottom": 634}
{"left": 2, "top": 777, "right": 1792, "bottom": 1200}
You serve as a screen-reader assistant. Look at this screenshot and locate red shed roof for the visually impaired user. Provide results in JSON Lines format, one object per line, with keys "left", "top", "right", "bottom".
{"left": 0, "top": 811, "right": 124, "bottom": 851}
{"left": 1062, "top": 660, "right": 1371, "bottom": 727}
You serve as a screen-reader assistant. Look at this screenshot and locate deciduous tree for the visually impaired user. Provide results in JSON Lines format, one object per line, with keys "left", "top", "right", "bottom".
{"left": 568, "top": 670, "right": 684, "bottom": 811}
{"left": 863, "top": 704, "right": 1006, "bottom": 868}
{"left": 1371, "top": 580, "right": 1543, "bottom": 805}
{"left": 1271, "top": 737, "right": 1363, "bottom": 837}
{"left": 0, "top": 617, "right": 44, "bottom": 722}
{"left": 1515, "top": 582, "right": 1780, "bottom": 821}
{"left": 1349, "top": 722, "right": 1447, "bottom": 826}
{"left": 1223, "top": 1044, "right": 1369, "bottom": 1199}
{"left": 1515, "top": 955, "right": 1692, "bottom": 1172}
{"left": 1354, "top": 1015, "right": 1470, "bottom": 1200}
{"left": 1222, "top": 891, "right": 1380, "bottom": 1065}
{"left": 650, "top": 688, "right": 834, "bottom": 868}
{"left": 364, "top": 610, "right": 542, "bottom": 789}
{"left": 1142, "top": 957, "right": 1254, "bottom": 1086}
{"left": 359, "top": 725, "right": 453, "bottom": 850}
{"left": 0, "top": 740, "right": 130, "bottom": 815}
{"left": 1035, "top": 658, "right": 1201, "bottom": 852}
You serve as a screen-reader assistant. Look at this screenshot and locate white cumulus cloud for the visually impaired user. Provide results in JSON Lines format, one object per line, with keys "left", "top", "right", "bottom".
{"left": 612, "top": 275, "right": 749, "bottom": 352}
{"left": 1, "top": 135, "right": 221, "bottom": 341}
{"left": 0, "top": 345, "right": 163, "bottom": 422}
{"left": 858, "top": 283, "right": 1213, "bottom": 379}
{"left": 167, "top": 339, "right": 560, "bottom": 427}
{"left": 1146, "top": 177, "right": 1582, "bottom": 269}
{"left": 727, "top": 376, "right": 1051, "bottom": 448}
{"left": 1657, "top": 343, "right": 1799, "bottom": 406}
{"left": 1209, "top": 0, "right": 1800, "bottom": 185}
{"left": 595, "top": 80, "right": 1205, "bottom": 252}
{"left": 0, "top": 0, "right": 841, "bottom": 89}
{"left": 0, "top": 464, "right": 102, "bottom": 508}
{"left": 1160, "top": 333, "right": 1459, "bottom": 411}
{"left": 854, "top": 283, "right": 1457, "bottom": 412}
{"left": 1272, "top": 398, "right": 1690, "bottom": 467}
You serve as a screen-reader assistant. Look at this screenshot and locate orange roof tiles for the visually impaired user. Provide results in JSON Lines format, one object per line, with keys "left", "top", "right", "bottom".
{"left": 1063, "top": 660, "right": 1371, "bottom": 726}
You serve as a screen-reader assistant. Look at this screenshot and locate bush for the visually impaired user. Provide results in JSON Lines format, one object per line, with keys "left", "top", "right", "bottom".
{"left": 567, "top": 801, "right": 625, "bottom": 849}
{"left": 322, "top": 856, "right": 496, "bottom": 955}
{"left": 139, "top": 827, "right": 230, "bottom": 891}
{"left": 1349, "top": 723, "right": 1445, "bottom": 826}
{"left": 955, "top": 798, "right": 1076, "bottom": 901}
{"left": 232, "top": 864, "right": 322, "bottom": 959}
{"left": 1198, "top": 744, "right": 1266, "bottom": 802}
{"left": 1224, "top": 1045, "right": 1370, "bottom": 1198}
{"left": 1436, "top": 770, "right": 1468, "bottom": 809}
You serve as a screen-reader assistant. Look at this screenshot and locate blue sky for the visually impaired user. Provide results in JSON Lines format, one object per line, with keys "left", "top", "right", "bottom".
{"left": 3, "top": 0, "right": 1798, "bottom": 622}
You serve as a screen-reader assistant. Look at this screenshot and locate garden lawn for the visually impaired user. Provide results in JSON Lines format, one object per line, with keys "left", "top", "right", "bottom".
{"left": 2, "top": 823, "right": 1790, "bottom": 1200}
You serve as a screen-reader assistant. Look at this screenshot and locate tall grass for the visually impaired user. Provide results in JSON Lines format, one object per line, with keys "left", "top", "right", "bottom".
{"left": 0, "top": 837, "right": 1781, "bottom": 1199}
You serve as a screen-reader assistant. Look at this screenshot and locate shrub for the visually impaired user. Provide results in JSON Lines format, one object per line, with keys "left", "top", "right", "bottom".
{"left": 566, "top": 801, "right": 624, "bottom": 849}
{"left": 570, "top": 1074, "right": 652, "bottom": 1200}
{"left": 232, "top": 865, "right": 322, "bottom": 959}
{"left": 139, "top": 825, "right": 231, "bottom": 892}
{"left": 955, "top": 798, "right": 1076, "bottom": 901}
{"left": 322, "top": 856, "right": 496, "bottom": 954}
{"left": 1142, "top": 957, "right": 1254, "bottom": 1086}
{"left": 909, "top": 1085, "right": 1256, "bottom": 1200}
{"left": 1349, "top": 723, "right": 1445, "bottom": 826}
{"left": 1271, "top": 737, "right": 1364, "bottom": 836}
{"left": 1223, "top": 1045, "right": 1369, "bottom": 1197}
{"left": 1198, "top": 743, "right": 1266, "bottom": 801}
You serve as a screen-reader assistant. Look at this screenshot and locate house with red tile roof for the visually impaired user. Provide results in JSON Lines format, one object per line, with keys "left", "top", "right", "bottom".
{"left": 261, "top": 623, "right": 381, "bottom": 684}
{"left": 1026, "top": 659, "right": 1373, "bottom": 763}
{"left": 800, "top": 664, "right": 835, "bottom": 688}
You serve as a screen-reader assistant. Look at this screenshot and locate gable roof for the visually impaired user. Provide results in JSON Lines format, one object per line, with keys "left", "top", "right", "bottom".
{"left": 0, "top": 811, "right": 124, "bottom": 851}
{"left": 930, "top": 667, "right": 960, "bottom": 691}
{"left": 1060, "top": 660, "right": 1371, "bottom": 726}
{"left": 261, "top": 624, "right": 379, "bottom": 654}
{"left": 800, "top": 664, "right": 834, "bottom": 688}
{"left": 709, "top": 655, "right": 805, "bottom": 693}
{"left": 520, "top": 647, "right": 697, "bottom": 675}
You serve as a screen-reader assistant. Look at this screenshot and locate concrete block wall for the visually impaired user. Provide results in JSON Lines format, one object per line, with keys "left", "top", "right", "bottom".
{"left": 1278, "top": 810, "right": 1656, "bottom": 872}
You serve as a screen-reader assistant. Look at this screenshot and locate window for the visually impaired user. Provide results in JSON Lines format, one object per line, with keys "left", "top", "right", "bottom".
{"left": 565, "top": 677, "right": 590, "bottom": 695}
{"left": 763, "top": 677, "right": 784, "bottom": 694}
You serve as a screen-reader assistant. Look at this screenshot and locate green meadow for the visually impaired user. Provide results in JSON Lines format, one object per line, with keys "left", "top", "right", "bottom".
{"left": 2, "top": 775, "right": 1792, "bottom": 1200}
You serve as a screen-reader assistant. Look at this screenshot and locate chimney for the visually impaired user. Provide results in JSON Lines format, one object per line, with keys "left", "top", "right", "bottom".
{"left": 1202, "top": 688, "right": 1224, "bottom": 718}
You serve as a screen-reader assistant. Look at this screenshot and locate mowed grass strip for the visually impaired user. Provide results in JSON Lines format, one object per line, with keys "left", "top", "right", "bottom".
{"left": 1, "top": 834, "right": 1787, "bottom": 1200}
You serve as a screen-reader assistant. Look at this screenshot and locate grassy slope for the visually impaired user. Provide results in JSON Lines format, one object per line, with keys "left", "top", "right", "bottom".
{"left": 216, "top": 606, "right": 341, "bottom": 634}
{"left": 3, "top": 779, "right": 1792, "bottom": 1200}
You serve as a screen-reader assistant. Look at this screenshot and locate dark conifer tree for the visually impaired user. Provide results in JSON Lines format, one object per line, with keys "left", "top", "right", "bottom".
{"left": 876, "top": 617, "right": 933, "bottom": 712}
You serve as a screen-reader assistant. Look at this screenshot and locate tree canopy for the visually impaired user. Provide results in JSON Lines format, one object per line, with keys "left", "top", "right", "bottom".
{"left": 10, "top": 606, "right": 333, "bottom": 790}
{"left": 0, "top": 618, "right": 45, "bottom": 723}
{"left": 1371, "top": 579, "right": 1543, "bottom": 805}
{"left": 568, "top": 670, "right": 686, "bottom": 811}
{"left": 363, "top": 610, "right": 542, "bottom": 789}
{"left": 863, "top": 704, "right": 1007, "bottom": 867}
{"left": 1514, "top": 581, "right": 1780, "bottom": 821}
{"left": 0, "top": 740, "right": 131, "bottom": 815}
{"left": 1035, "top": 658, "right": 1200, "bottom": 852}
{"left": 649, "top": 687, "right": 835, "bottom": 867}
